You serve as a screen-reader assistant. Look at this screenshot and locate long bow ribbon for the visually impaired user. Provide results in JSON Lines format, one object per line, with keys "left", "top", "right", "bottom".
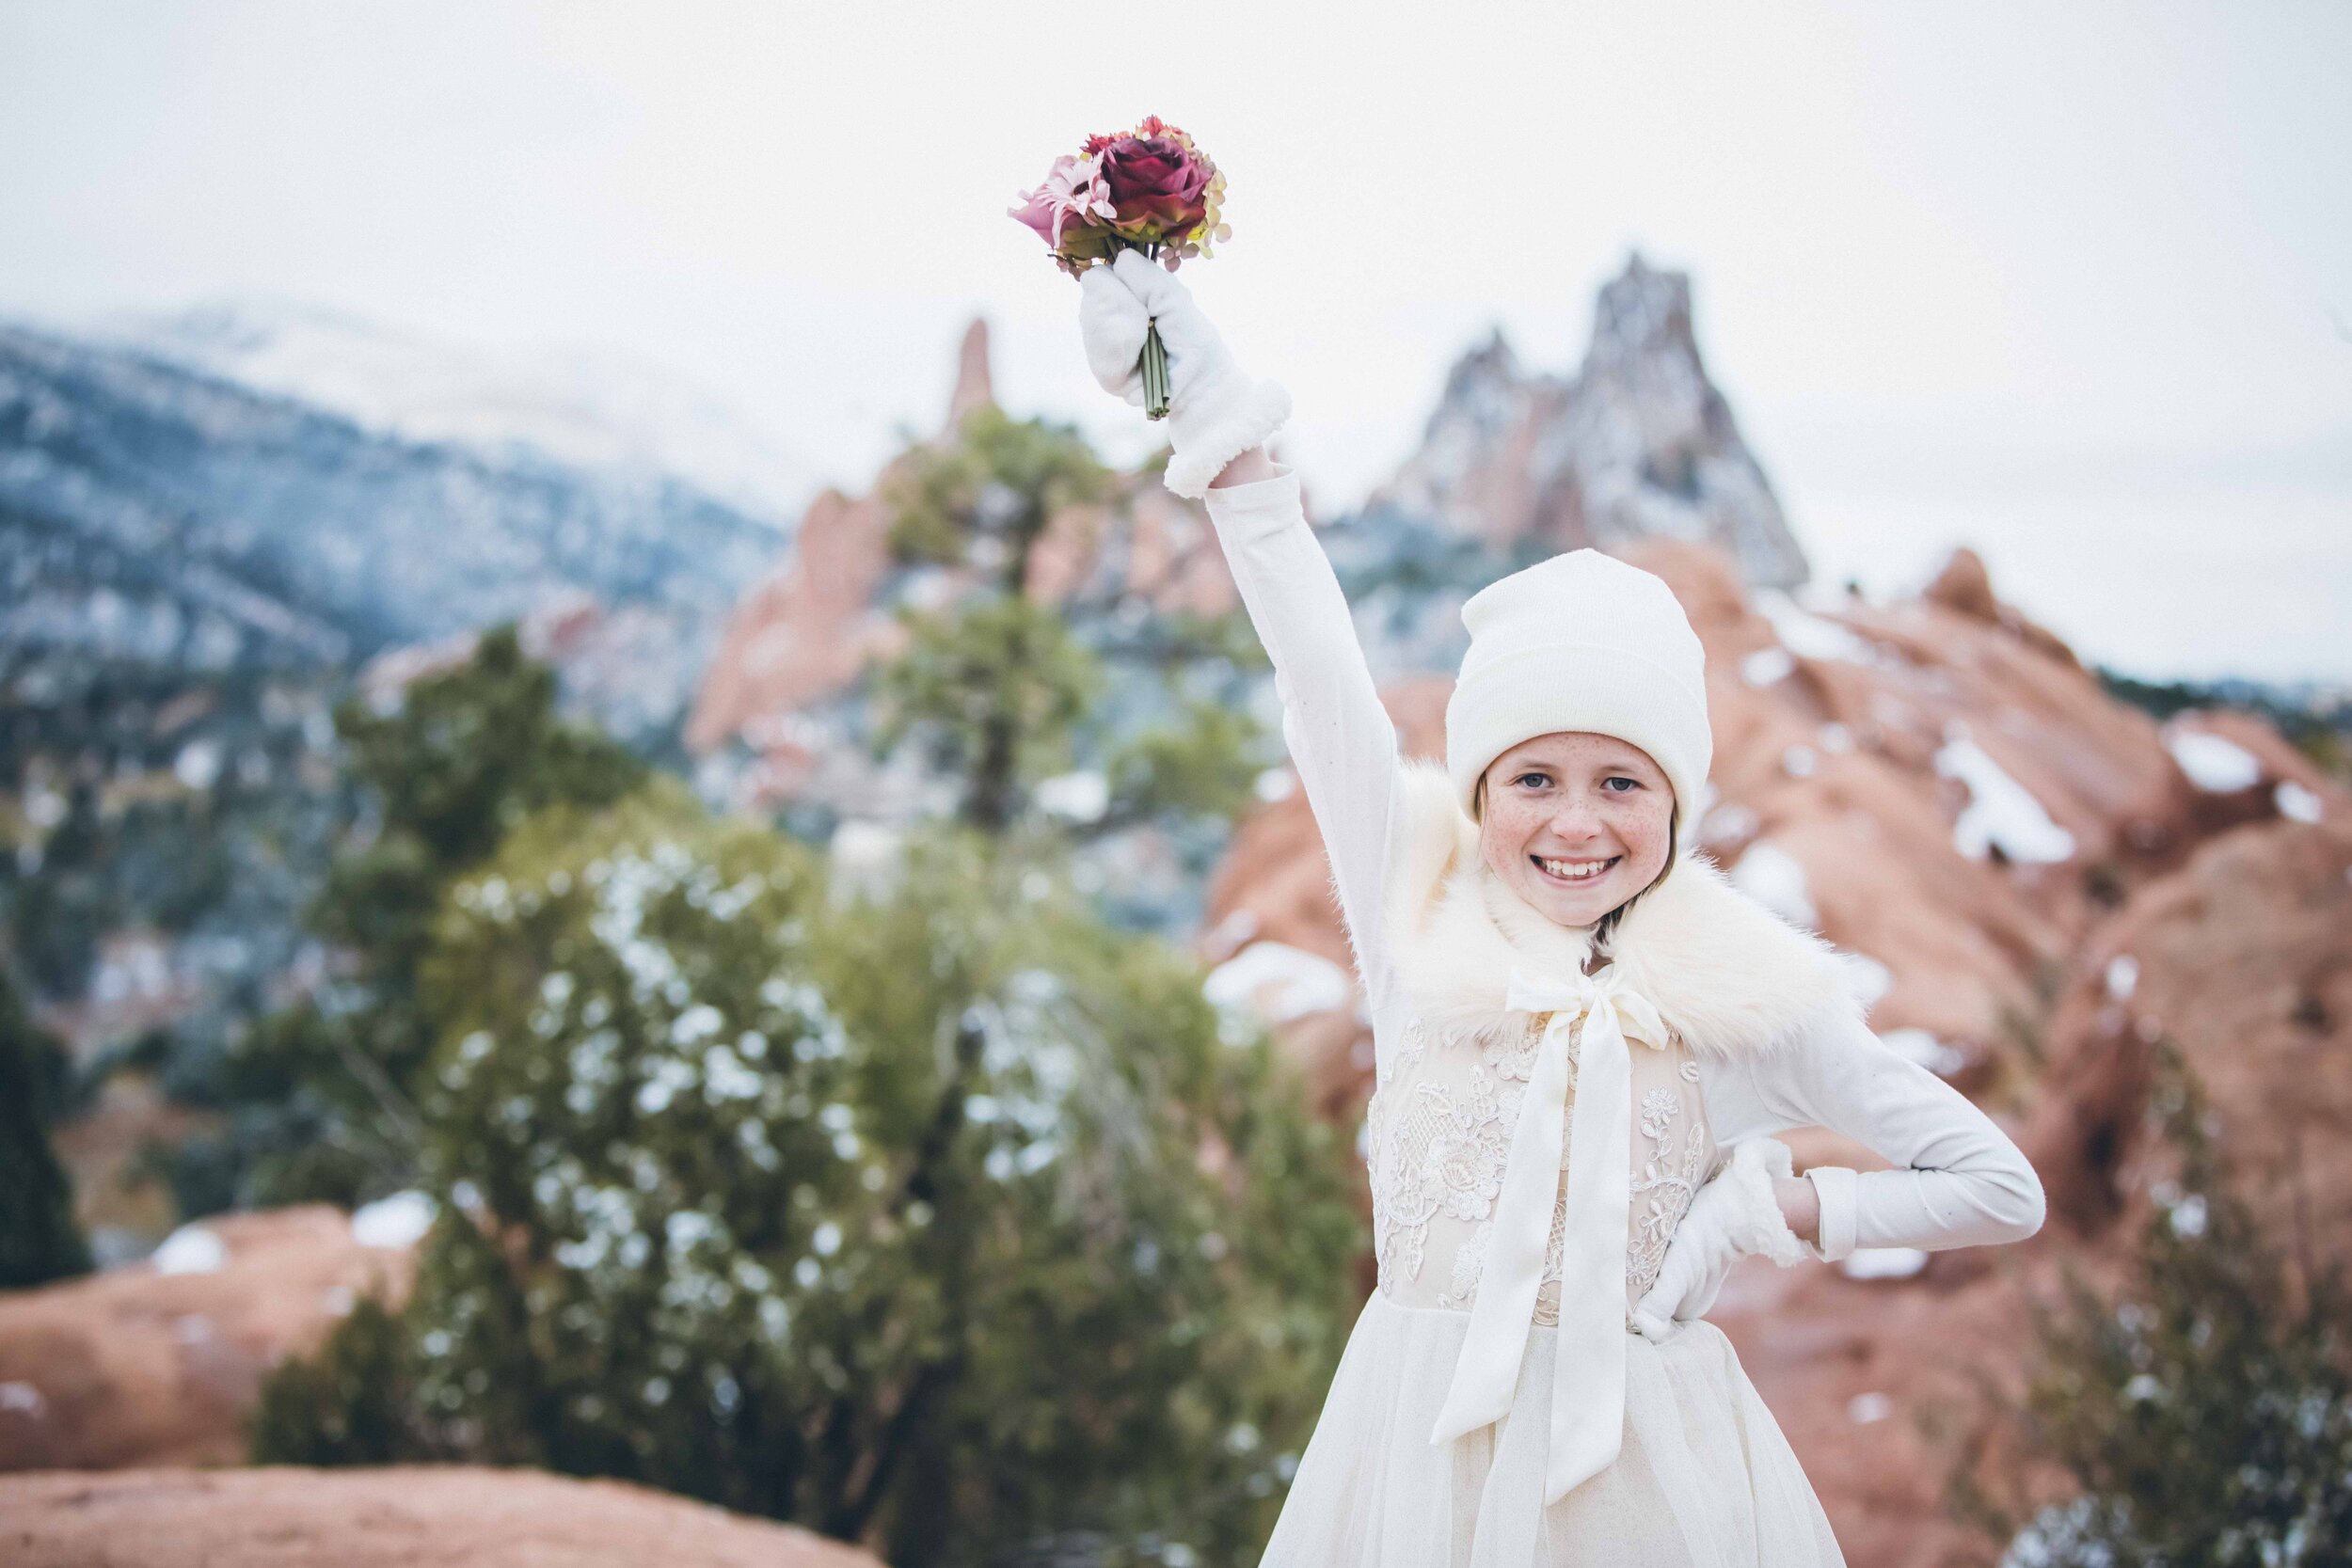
{"left": 1428, "top": 963, "right": 1668, "bottom": 1503}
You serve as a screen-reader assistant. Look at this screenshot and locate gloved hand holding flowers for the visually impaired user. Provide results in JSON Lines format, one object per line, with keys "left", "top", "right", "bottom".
{"left": 1012, "top": 117, "right": 1288, "bottom": 498}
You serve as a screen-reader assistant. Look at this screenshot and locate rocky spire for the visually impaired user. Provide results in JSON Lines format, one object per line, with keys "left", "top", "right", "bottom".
{"left": 946, "top": 318, "right": 995, "bottom": 429}
{"left": 1362, "top": 254, "right": 1810, "bottom": 589}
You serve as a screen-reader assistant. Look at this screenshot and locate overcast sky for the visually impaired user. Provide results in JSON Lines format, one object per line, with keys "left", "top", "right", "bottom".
{"left": 5, "top": 1, "right": 2347, "bottom": 682}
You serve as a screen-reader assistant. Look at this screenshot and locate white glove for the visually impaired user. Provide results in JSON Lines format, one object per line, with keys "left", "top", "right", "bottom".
{"left": 1631, "top": 1138, "right": 1809, "bottom": 1344}
{"left": 1076, "top": 247, "right": 1291, "bottom": 499}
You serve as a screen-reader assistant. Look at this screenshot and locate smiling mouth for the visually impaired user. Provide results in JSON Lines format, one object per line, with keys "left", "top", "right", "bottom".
{"left": 1534, "top": 854, "right": 1620, "bottom": 884}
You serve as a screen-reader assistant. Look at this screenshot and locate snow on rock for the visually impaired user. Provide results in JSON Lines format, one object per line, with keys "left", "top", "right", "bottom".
{"left": 1840, "top": 1246, "right": 1930, "bottom": 1281}
{"left": 2165, "top": 727, "right": 2264, "bottom": 793}
{"left": 2104, "top": 955, "right": 2138, "bottom": 1001}
{"left": 1837, "top": 953, "right": 1895, "bottom": 1007}
{"left": 150, "top": 1225, "right": 227, "bottom": 1275}
{"left": 1204, "top": 942, "right": 1355, "bottom": 1026}
{"left": 352, "top": 1190, "right": 437, "bottom": 1250}
{"left": 1846, "top": 1391, "right": 1894, "bottom": 1425}
{"left": 1879, "top": 1028, "right": 1965, "bottom": 1077}
{"left": 1740, "top": 647, "right": 1795, "bottom": 688}
{"left": 2277, "top": 781, "right": 2324, "bottom": 823}
{"left": 1728, "top": 839, "right": 1817, "bottom": 927}
{"left": 1756, "top": 593, "right": 1882, "bottom": 665}
{"left": 1932, "top": 734, "right": 2076, "bottom": 864}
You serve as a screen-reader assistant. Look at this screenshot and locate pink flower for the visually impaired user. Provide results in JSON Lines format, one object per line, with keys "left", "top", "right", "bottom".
{"left": 1009, "top": 154, "right": 1117, "bottom": 251}
{"left": 1011, "top": 118, "right": 1232, "bottom": 277}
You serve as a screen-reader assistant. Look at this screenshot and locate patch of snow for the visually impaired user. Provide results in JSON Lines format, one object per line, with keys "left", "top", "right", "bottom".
{"left": 173, "top": 739, "right": 223, "bottom": 791}
{"left": 1203, "top": 907, "right": 1260, "bottom": 961}
{"left": 2105, "top": 955, "right": 2138, "bottom": 1001}
{"left": 321, "top": 1285, "right": 358, "bottom": 1317}
{"left": 829, "top": 821, "right": 901, "bottom": 898}
{"left": 1756, "top": 594, "right": 1883, "bottom": 665}
{"left": 1740, "top": 647, "right": 1794, "bottom": 688}
{"left": 1781, "top": 746, "right": 1819, "bottom": 779}
{"left": 1728, "top": 840, "right": 1816, "bottom": 927}
{"left": 151, "top": 1225, "right": 226, "bottom": 1275}
{"left": 1204, "top": 942, "right": 1355, "bottom": 1026}
{"left": 0, "top": 1382, "right": 46, "bottom": 1418}
{"left": 1880, "top": 1028, "right": 1965, "bottom": 1077}
{"left": 1841, "top": 1246, "right": 1930, "bottom": 1281}
{"left": 1933, "top": 734, "right": 2075, "bottom": 864}
{"left": 2165, "top": 728, "right": 2262, "bottom": 793}
{"left": 1035, "top": 769, "right": 1109, "bottom": 824}
{"left": 2276, "top": 781, "right": 2323, "bottom": 823}
{"left": 1837, "top": 953, "right": 1894, "bottom": 1006}
{"left": 1846, "top": 1391, "right": 1893, "bottom": 1425}
{"left": 1818, "top": 723, "right": 1854, "bottom": 753}
{"left": 1253, "top": 768, "right": 1297, "bottom": 803}
{"left": 353, "top": 1190, "right": 437, "bottom": 1250}
{"left": 1698, "top": 801, "right": 1759, "bottom": 848}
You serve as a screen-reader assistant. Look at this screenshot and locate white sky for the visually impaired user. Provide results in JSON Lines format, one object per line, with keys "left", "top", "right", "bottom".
{"left": 4, "top": 0, "right": 2348, "bottom": 682}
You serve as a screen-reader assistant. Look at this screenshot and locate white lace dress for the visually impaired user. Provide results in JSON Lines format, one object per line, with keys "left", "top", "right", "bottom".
{"left": 1202, "top": 466, "right": 2046, "bottom": 1568}
{"left": 1266, "top": 1009, "right": 1843, "bottom": 1567}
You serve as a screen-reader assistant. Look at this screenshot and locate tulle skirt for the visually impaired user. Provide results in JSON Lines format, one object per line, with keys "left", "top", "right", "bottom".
{"left": 1260, "top": 1292, "right": 1845, "bottom": 1568}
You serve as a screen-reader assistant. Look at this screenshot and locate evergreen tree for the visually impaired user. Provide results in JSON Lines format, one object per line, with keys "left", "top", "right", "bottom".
{"left": 1982, "top": 1050, "right": 2352, "bottom": 1563}
{"left": 256, "top": 785, "right": 1355, "bottom": 1564}
{"left": 0, "top": 965, "right": 92, "bottom": 1288}
{"left": 183, "top": 626, "right": 645, "bottom": 1208}
{"left": 877, "top": 405, "right": 1267, "bottom": 845}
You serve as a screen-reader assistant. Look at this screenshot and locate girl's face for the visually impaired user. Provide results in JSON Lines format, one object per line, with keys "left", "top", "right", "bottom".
{"left": 1478, "top": 732, "right": 1676, "bottom": 928}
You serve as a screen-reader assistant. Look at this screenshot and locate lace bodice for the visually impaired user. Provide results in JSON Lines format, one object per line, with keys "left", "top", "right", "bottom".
{"left": 1366, "top": 1011, "right": 1716, "bottom": 1321}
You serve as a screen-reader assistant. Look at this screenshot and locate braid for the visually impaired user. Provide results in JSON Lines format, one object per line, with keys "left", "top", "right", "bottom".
{"left": 1590, "top": 815, "right": 1677, "bottom": 964}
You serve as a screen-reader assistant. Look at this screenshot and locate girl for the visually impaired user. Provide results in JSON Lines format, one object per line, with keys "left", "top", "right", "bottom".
{"left": 1075, "top": 250, "right": 2046, "bottom": 1567}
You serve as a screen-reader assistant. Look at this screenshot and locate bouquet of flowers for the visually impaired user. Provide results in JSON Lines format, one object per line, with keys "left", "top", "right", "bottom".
{"left": 1010, "top": 116, "right": 1231, "bottom": 420}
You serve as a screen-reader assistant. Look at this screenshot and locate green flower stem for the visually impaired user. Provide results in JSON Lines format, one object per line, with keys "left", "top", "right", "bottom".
{"left": 1141, "top": 321, "right": 1171, "bottom": 421}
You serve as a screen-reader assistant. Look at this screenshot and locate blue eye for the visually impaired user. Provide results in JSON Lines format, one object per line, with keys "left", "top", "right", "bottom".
{"left": 1602, "top": 776, "right": 1640, "bottom": 793}
{"left": 1514, "top": 771, "right": 1550, "bottom": 789}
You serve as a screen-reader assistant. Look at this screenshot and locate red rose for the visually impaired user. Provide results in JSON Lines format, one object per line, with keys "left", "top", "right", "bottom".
{"left": 1097, "top": 134, "right": 1214, "bottom": 242}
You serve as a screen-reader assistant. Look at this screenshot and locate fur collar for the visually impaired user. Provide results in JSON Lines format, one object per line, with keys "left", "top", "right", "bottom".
{"left": 1380, "top": 761, "right": 1859, "bottom": 1058}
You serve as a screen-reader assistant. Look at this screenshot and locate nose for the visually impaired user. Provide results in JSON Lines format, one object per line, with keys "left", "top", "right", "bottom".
{"left": 1546, "top": 796, "right": 1607, "bottom": 846}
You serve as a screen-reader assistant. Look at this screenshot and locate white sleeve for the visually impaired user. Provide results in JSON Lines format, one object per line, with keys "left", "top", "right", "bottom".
{"left": 1201, "top": 466, "right": 1400, "bottom": 991}
{"left": 1703, "top": 1008, "right": 2047, "bottom": 1261}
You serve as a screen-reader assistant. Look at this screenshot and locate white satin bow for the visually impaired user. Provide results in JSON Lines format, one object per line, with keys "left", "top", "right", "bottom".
{"left": 1428, "top": 963, "right": 1669, "bottom": 1503}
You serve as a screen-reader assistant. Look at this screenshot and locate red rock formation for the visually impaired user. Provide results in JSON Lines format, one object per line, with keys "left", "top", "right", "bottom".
{"left": 0, "top": 1465, "right": 882, "bottom": 1568}
{"left": 682, "top": 321, "right": 1244, "bottom": 810}
{"left": 0, "top": 1207, "right": 412, "bottom": 1471}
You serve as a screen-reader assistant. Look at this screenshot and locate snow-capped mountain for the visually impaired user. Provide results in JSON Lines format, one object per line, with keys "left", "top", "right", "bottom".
{"left": 1, "top": 316, "right": 779, "bottom": 697}
{"left": 103, "top": 301, "right": 814, "bottom": 527}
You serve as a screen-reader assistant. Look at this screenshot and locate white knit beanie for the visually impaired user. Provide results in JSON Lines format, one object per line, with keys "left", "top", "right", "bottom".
{"left": 1445, "top": 549, "right": 1712, "bottom": 836}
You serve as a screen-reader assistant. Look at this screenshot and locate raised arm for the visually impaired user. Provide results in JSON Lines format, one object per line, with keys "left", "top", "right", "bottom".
{"left": 1200, "top": 456, "right": 1400, "bottom": 985}
{"left": 1077, "top": 253, "right": 1400, "bottom": 989}
{"left": 1709, "top": 1010, "right": 2048, "bottom": 1259}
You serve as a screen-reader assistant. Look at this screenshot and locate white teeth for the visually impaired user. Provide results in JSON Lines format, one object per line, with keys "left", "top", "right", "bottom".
{"left": 1537, "top": 856, "right": 1615, "bottom": 881}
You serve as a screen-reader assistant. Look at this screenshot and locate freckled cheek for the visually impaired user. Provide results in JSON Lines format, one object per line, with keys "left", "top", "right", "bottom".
{"left": 1482, "top": 800, "right": 1548, "bottom": 863}
{"left": 1600, "top": 799, "right": 1670, "bottom": 852}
